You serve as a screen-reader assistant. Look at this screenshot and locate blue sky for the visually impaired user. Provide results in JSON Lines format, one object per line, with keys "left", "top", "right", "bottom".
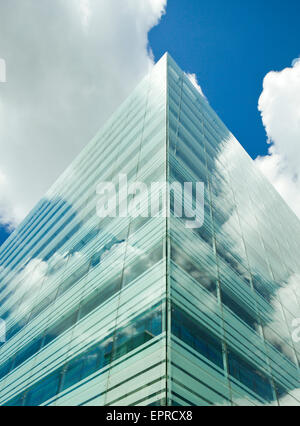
{"left": 149, "top": 0, "right": 300, "bottom": 159}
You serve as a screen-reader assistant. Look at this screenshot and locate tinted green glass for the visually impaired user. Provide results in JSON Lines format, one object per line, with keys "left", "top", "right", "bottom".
{"left": 0, "top": 54, "right": 299, "bottom": 406}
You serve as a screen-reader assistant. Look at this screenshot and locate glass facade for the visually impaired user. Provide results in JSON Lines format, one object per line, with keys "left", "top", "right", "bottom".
{"left": 0, "top": 53, "right": 299, "bottom": 406}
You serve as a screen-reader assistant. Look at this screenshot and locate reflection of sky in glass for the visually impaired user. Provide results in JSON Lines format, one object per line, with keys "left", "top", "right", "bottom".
{"left": 0, "top": 54, "right": 299, "bottom": 406}
{"left": 167, "top": 53, "right": 300, "bottom": 406}
{"left": 0, "top": 57, "right": 168, "bottom": 406}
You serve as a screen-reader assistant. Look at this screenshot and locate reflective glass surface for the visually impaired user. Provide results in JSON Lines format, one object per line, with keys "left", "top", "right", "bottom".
{"left": 0, "top": 54, "right": 299, "bottom": 406}
{"left": 0, "top": 57, "right": 168, "bottom": 407}
{"left": 167, "top": 55, "right": 300, "bottom": 406}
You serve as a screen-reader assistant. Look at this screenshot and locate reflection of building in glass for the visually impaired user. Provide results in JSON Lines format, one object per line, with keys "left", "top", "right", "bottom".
{"left": 0, "top": 54, "right": 299, "bottom": 406}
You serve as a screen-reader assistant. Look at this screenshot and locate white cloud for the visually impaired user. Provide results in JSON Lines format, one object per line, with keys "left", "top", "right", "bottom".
{"left": 186, "top": 73, "right": 205, "bottom": 98}
{"left": 256, "top": 58, "right": 300, "bottom": 219}
{"left": 0, "top": 0, "right": 166, "bottom": 229}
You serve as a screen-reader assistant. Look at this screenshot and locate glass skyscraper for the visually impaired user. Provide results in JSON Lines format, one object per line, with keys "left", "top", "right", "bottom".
{"left": 0, "top": 54, "right": 299, "bottom": 406}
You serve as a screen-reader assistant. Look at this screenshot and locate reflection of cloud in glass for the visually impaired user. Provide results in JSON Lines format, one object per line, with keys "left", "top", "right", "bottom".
{"left": 207, "top": 124, "right": 300, "bottom": 405}
{"left": 8, "top": 258, "right": 48, "bottom": 322}
{"left": 0, "top": 58, "right": 6, "bottom": 82}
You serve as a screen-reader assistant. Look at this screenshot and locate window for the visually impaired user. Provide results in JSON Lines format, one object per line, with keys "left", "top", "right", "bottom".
{"left": 171, "top": 305, "right": 224, "bottom": 370}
